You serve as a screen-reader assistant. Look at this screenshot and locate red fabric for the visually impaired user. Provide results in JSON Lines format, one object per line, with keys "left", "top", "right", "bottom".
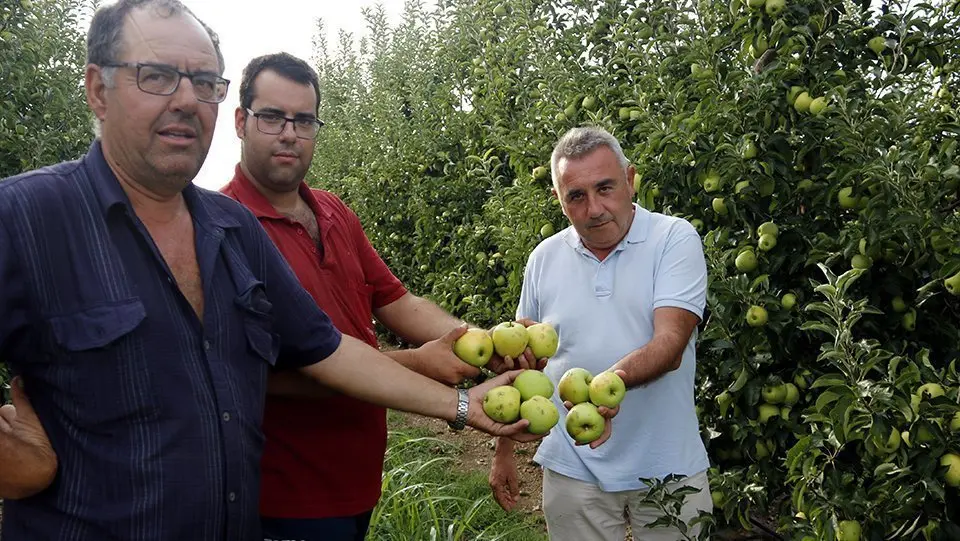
{"left": 222, "top": 166, "right": 407, "bottom": 518}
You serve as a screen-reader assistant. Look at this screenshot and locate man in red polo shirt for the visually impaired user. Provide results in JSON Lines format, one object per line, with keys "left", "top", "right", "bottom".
{"left": 222, "top": 52, "right": 542, "bottom": 541}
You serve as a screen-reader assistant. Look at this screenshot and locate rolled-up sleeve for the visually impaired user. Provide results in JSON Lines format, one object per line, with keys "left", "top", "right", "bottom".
{"left": 251, "top": 221, "right": 342, "bottom": 369}
{"left": 652, "top": 223, "right": 707, "bottom": 320}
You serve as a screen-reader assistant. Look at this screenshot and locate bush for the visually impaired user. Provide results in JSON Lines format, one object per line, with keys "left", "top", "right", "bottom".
{"left": 309, "top": 0, "right": 960, "bottom": 537}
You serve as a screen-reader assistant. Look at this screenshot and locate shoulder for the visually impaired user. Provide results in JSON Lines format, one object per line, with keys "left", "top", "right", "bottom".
{"left": 0, "top": 160, "right": 86, "bottom": 209}
{"left": 309, "top": 188, "right": 355, "bottom": 216}
{"left": 525, "top": 226, "right": 573, "bottom": 268}
{"left": 194, "top": 186, "right": 262, "bottom": 231}
{"left": 646, "top": 210, "right": 700, "bottom": 242}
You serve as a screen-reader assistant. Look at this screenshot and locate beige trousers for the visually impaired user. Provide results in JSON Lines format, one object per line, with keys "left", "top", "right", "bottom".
{"left": 542, "top": 468, "right": 712, "bottom": 541}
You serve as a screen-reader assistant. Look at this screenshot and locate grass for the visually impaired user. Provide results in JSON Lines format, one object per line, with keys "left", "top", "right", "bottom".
{"left": 368, "top": 412, "right": 548, "bottom": 541}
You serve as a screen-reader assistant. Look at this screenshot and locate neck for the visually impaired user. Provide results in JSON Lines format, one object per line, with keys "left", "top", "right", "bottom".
{"left": 103, "top": 142, "right": 188, "bottom": 224}
{"left": 239, "top": 161, "right": 301, "bottom": 214}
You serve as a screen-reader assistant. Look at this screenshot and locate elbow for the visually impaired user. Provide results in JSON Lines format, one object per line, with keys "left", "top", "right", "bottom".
{"left": 667, "top": 354, "right": 683, "bottom": 372}
{"left": 2, "top": 452, "right": 57, "bottom": 500}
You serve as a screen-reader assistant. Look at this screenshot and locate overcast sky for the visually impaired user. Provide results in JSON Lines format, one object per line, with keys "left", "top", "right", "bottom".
{"left": 173, "top": 0, "right": 408, "bottom": 190}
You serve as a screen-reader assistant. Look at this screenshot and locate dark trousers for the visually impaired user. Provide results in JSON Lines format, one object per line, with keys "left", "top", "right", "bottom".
{"left": 261, "top": 511, "right": 374, "bottom": 541}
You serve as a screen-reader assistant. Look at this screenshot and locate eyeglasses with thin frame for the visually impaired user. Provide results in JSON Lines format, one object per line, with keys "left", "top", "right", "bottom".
{"left": 245, "top": 108, "right": 325, "bottom": 140}
{"left": 102, "top": 62, "right": 230, "bottom": 104}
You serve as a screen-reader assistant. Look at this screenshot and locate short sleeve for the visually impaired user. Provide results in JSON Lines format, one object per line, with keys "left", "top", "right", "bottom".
{"left": 652, "top": 224, "right": 707, "bottom": 320}
{"left": 515, "top": 251, "right": 540, "bottom": 322}
{"left": 341, "top": 203, "right": 407, "bottom": 308}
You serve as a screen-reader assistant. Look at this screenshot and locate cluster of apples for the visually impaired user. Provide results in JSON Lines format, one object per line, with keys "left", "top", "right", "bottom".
{"left": 452, "top": 321, "right": 559, "bottom": 368}
{"left": 557, "top": 368, "right": 626, "bottom": 444}
{"left": 482, "top": 370, "right": 560, "bottom": 435}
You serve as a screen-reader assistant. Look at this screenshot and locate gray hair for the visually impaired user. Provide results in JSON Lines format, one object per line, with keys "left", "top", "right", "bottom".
{"left": 87, "top": 0, "right": 225, "bottom": 75}
{"left": 550, "top": 126, "right": 630, "bottom": 190}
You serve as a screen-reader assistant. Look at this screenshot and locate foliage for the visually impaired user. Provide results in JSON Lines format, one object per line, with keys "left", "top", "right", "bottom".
{"left": 310, "top": 0, "right": 960, "bottom": 537}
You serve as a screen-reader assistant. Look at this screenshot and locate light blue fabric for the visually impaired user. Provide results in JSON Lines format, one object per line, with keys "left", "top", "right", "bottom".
{"left": 519, "top": 203, "right": 709, "bottom": 492}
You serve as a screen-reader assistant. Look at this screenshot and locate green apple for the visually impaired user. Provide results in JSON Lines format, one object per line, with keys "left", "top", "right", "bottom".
{"left": 711, "top": 490, "right": 725, "bottom": 508}
{"left": 702, "top": 170, "right": 722, "bottom": 192}
{"left": 589, "top": 371, "right": 627, "bottom": 408}
{"left": 533, "top": 166, "right": 549, "bottom": 181}
{"left": 630, "top": 109, "right": 642, "bottom": 121}
{"left": 582, "top": 95, "right": 598, "bottom": 111}
{"left": 519, "top": 395, "right": 560, "bottom": 434}
{"left": 747, "top": 0, "right": 765, "bottom": 8}
{"left": 483, "top": 385, "right": 521, "bottom": 423}
{"left": 787, "top": 85, "right": 804, "bottom": 105}
{"left": 565, "top": 402, "right": 605, "bottom": 444}
{"left": 794, "top": 370, "right": 810, "bottom": 390}
{"left": 754, "top": 440, "right": 770, "bottom": 458}
{"left": 941, "top": 453, "right": 960, "bottom": 487}
{"left": 917, "top": 382, "right": 945, "bottom": 400}
{"left": 540, "top": 223, "right": 555, "bottom": 237}
{"left": 712, "top": 197, "right": 728, "bottom": 215}
{"left": 944, "top": 272, "right": 960, "bottom": 295}
{"left": 741, "top": 140, "right": 758, "bottom": 159}
{"left": 757, "top": 221, "right": 778, "bottom": 237}
{"left": 837, "top": 186, "right": 858, "bottom": 209}
{"left": 762, "top": 384, "right": 787, "bottom": 404}
{"left": 797, "top": 178, "right": 814, "bottom": 191}
{"left": 837, "top": 520, "right": 861, "bottom": 541}
{"left": 758, "top": 403, "right": 780, "bottom": 423}
{"left": 492, "top": 321, "right": 529, "bottom": 358}
{"left": 781, "top": 293, "right": 797, "bottom": 310}
{"left": 558, "top": 367, "right": 593, "bottom": 404}
{"left": 764, "top": 0, "right": 785, "bottom": 16}
{"left": 868, "top": 36, "right": 886, "bottom": 55}
{"left": 851, "top": 254, "right": 872, "bottom": 270}
{"left": 783, "top": 383, "right": 800, "bottom": 406}
{"left": 513, "top": 369, "right": 554, "bottom": 401}
{"left": 735, "top": 180, "right": 751, "bottom": 194}
{"left": 883, "top": 426, "right": 901, "bottom": 452}
{"left": 453, "top": 328, "right": 494, "bottom": 367}
{"left": 735, "top": 249, "right": 758, "bottom": 273}
{"left": 891, "top": 296, "right": 907, "bottom": 313}
{"left": 793, "top": 92, "right": 812, "bottom": 113}
{"left": 758, "top": 233, "right": 777, "bottom": 251}
{"left": 746, "top": 305, "right": 768, "bottom": 327}
{"left": 950, "top": 412, "right": 960, "bottom": 433}
{"left": 618, "top": 107, "right": 632, "bottom": 121}
{"left": 780, "top": 406, "right": 791, "bottom": 420}
{"left": 902, "top": 308, "right": 917, "bottom": 331}
{"left": 808, "top": 96, "right": 828, "bottom": 115}
{"left": 690, "top": 218, "right": 705, "bottom": 233}
{"left": 526, "top": 322, "right": 559, "bottom": 358}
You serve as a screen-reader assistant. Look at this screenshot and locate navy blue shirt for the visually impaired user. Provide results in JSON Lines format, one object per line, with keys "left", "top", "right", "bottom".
{"left": 0, "top": 141, "right": 342, "bottom": 540}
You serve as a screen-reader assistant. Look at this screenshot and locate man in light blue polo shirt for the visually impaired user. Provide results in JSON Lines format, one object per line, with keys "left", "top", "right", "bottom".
{"left": 490, "top": 126, "right": 711, "bottom": 540}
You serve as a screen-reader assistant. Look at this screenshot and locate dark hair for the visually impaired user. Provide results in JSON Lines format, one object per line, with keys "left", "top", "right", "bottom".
{"left": 239, "top": 53, "right": 321, "bottom": 114}
{"left": 87, "top": 0, "right": 224, "bottom": 74}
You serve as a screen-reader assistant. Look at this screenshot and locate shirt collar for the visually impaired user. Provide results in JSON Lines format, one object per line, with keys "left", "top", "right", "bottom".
{"left": 227, "top": 163, "right": 330, "bottom": 221}
{"left": 83, "top": 139, "right": 239, "bottom": 230}
{"left": 562, "top": 203, "right": 650, "bottom": 255}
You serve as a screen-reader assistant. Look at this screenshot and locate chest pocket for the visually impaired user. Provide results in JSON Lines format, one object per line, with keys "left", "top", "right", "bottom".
{"left": 234, "top": 280, "right": 280, "bottom": 366}
{"left": 48, "top": 299, "right": 146, "bottom": 351}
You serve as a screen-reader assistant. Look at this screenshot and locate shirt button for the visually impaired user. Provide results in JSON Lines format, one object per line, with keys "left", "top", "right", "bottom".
{"left": 228, "top": 492, "right": 237, "bottom": 503}
{"left": 297, "top": 229, "right": 304, "bottom": 236}
{"left": 222, "top": 411, "right": 231, "bottom": 422}
{"left": 203, "top": 340, "right": 212, "bottom": 351}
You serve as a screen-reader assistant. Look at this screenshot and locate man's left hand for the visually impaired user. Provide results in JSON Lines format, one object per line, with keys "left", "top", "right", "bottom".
{"left": 486, "top": 318, "right": 549, "bottom": 374}
{"left": 562, "top": 369, "right": 627, "bottom": 449}
{"left": 416, "top": 325, "right": 482, "bottom": 385}
{"left": 465, "top": 369, "right": 546, "bottom": 443}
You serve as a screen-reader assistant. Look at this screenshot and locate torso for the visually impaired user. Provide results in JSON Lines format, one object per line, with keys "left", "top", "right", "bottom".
{"left": 142, "top": 210, "right": 204, "bottom": 320}
{"left": 282, "top": 198, "right": 321, "bottom": 245}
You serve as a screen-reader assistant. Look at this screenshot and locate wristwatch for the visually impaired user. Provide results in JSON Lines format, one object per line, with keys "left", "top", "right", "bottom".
{"left": 447, "top": 388, "right": 469, "bottom": 431}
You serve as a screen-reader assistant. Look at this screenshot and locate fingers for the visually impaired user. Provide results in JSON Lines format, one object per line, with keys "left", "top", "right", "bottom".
{"left": 597, "top": 405, "right": 620, "bottom": 418}
{"left": 458, "top": 364, "right": 482, "bottom": 381}
{"left": 562, "top": 400, "right": 573, "bottom": 411}
{"left": 9, "top": 377, "right": 35, "bottom": 418}
{"left": 535, "top": 357, "right": 548, "bottom": 371}
{"left": 0, "top": 404, "right": 14, "bottom": 433}
{"left": 501, "top": 355, "right": 516, "bottom": 370}
{"left": 515, "top": 318, "right": 538, "bottom": 327}
{"left": 589, "top": 418, "right": 613, "bottom": 449}
{"left": 442, "top": 324, "right": 469, "bottom": 344}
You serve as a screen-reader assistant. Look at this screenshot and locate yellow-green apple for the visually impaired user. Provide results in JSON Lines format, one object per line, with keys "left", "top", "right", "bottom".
{"left": 453, "top": 328, "right": 494, "bottom": 367}
{"left": 558, "top": 367, "right": 593, "bottom": 404}
{"left": 851, "top": 254, "right": 872, "bottom": 270}
{"left": 757, "top": 221, "right": 778, "bottom": 237}
{"left": 703, "top": 170, "right": 722, "bottom": 192}
{"left": 793, "top": 91, "right": 812, "bottom": 113}
{"left": 746, "top": 305, "right": 768, "bottom": 327}
{"left": 565, "top": 402, "right": 605, "bottom": 444}
{"left": 783, "top": 383, "right": 800, "bottom": 406}
{"left": 758, "top": 233, "right": 777, "bottom": 251}
{"left": 711, "top": 490, "right": 725, "bottom": 508}
{"left": 902, "top": 308, "right": 917, "bottom": 331}
{"left": 883, "top": 427, "right": 901, "bottom": 452}
{"left": 712, "top": 197, "right": 728, "bottom": 215}
{"left": 758, "top": 403, "right": 780, "bottom": 424}
{"left": 492, "top": 321, "right": 529, "bottom": 358}
{"left": 483, "top": 385, "right": 522, "bottom": 423}
{"left": 781, "top": 293, "right": 797, "bottom": 310}
{"left": 735, "top": 249, "right": 758, "bottom": 272}
{"left": 787, "top": 85, "right": 804, "bottom": 104}
{"left": 891, "top": 296, "right": 907, "bottom": 313}
{"left": 868, "top": 36, "right": 886, "bottom": 55}
{"left": 838, "top": 187, "right": 858, "bottom": 209}
{"left": 940, "top": 452, "right": 960, "bottom": 487}
{"left": 944, "top": 272, "right": 960, "bottom": 295}
{"left": 520, "top": 395, "right": 560, "bottom": 434}
{"left": 837, "top": 520, "right": 861, "bottom": 541}
{"left": 950, "top": 411, "right": 960, "bottom": 433}
{"left": 762, "top": 383, "right": 786, "bottom": 403}
{"left": 540, "top": 223, "right": 555, "bottom": 237}
{"left": 513, "top": 369, "right": 554, "bottom": 401}
{"left": 765, "top": 0, "right": 785, "bottom": 16}
{"left": 794, "top": 370, "right": 810, "bottom": 390}
{"left": 589, "top": 371, "right": 627, "bottom": 408}
{"left": 809, "top": 96, "right": 828, "bottom": 115}
{"left": 526, "top": 323, "right": 559, "bottom": 359}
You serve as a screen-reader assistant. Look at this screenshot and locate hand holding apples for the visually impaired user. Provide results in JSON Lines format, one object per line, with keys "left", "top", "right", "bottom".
{"left": 485, "top": 319, "right": 556, "bottom": 373}
{"left": 465, "top": 369, "right": 547, "bottom": 443}
{"left": 559, "top": 367, "right": 628, "bottom": 448}
{"left": 420, "top": 325, "right": 482, "bottom": 384}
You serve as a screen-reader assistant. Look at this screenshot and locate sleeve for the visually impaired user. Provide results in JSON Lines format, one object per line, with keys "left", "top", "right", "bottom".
{"left": 652, "top": 222, "right": 708, "bottom": 320}
{"left": 515, "top": 251, "right": 540, "bottom": 322}
{"left": 245, "top": 212, "right": 343, "bottom": 369}
{"left": 340, "top": 198, "right": 407, "bottom": 308}
{"left": 0, "top": 214, "right": 28, "bottom": 363}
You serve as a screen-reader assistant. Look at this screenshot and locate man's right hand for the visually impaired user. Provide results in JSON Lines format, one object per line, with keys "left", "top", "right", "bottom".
{"left": 485, "top": 318, "right": 549, "bottom": 374}
{"left": 0, "top": 377, "right": 58, "bottom": 499}
{"left": 415, "top": 325, "right": 482, "bottom": 385}
{"left": 489, "top": 445, "right": 520, "bottom": 511}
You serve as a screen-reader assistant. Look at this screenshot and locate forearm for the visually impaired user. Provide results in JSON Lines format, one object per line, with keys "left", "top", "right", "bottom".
{"left": 0, "top": 434, "right": 57, "bottom": 499}
{"left": 300, "top": 334, "right": 458, "bottom": 420}
{"left": 375, "top": 294, "right": 464, "bottom": 346}
{"left": 384, "top": 348, "right": 427, "bottom": 375}
{"left": 494, "top": 436, "right": 515, "bottom": 457}
{"left": 611, "top": 335, "right": 687, "bottom": 389}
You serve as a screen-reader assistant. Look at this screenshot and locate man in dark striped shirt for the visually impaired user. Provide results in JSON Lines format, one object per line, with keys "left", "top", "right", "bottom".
{"left": 0, "top": 1, "right": 540, "bottom": 539}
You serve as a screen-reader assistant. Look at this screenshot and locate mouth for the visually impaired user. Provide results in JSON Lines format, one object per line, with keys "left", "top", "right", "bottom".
{"left": 273, "top": 151, "right": 299, "bottom": 164}
{"left": 157, "top": 125, "right": 198, "bottom": 143}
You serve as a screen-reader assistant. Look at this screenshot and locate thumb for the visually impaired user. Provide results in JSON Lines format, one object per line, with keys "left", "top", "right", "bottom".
{"left": 10, "top": 377, "right": 38, "bottom": 420}
{"left": 441, "top": 324, "right": 469, "bottom": 346}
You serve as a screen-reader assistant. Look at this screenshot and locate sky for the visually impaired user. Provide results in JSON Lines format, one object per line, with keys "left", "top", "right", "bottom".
{"left": 171, "top": 0, "right": 409, "bottom": 190}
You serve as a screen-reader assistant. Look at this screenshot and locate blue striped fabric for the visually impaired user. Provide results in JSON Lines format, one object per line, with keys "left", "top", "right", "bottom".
{"left": 0, "top": 141, "right": 342, "bottom": 541}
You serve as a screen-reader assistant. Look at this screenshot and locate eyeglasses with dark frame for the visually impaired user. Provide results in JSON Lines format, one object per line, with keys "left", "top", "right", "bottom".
{"left": 244, "top": 108, "right": 325, "bottom": 140}
{"left": 102, "top": 62, "right": 230, "bottom": 104}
